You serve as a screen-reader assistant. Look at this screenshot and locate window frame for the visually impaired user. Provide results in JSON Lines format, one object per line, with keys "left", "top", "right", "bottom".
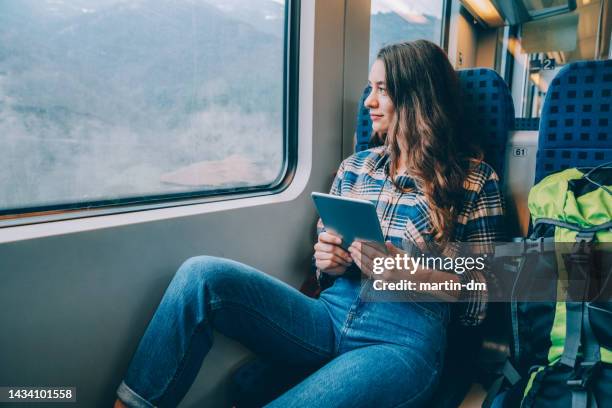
{"left": 0, "top": 0, "right": 301, "bottom": 227}
{"left": 441, "top": 0, "right": 452, "bottom": 51}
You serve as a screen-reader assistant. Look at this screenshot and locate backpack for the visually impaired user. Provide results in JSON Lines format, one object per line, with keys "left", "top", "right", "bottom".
{"left": 490, "top": 163, "right": 612, "bottom": 408}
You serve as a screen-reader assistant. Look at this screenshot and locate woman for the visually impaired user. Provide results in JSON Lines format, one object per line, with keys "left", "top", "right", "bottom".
{"left": 115, "top": 40, "right": 505, "bottom": 408}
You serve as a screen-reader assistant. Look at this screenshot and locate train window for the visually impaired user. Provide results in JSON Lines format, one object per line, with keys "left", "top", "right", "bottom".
{"left": 511, "top": 0, "right": 611, "bottom": 117}
{"left": 0, "top": 0, "right": 294, "bottom": 219}
{"left": 369, "top": 0, "right": 446, "bottom": 65}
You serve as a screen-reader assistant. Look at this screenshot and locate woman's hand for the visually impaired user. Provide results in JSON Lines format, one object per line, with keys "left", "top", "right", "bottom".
{"left": 314, "top": 231, "right": 353, "bottom": 275}
{"left": 349, "top": 240, "right": 432, "bottom": 283}
{"left": 349, "top": 240, "right": 402, "bottom": 281}
{"left": 349, "top": 240, "right": 460, "bottom": 301}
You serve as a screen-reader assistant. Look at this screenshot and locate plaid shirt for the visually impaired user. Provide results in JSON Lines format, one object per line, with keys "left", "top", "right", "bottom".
{"left": 317, "top": 146, "right": 505, "bottom": 326}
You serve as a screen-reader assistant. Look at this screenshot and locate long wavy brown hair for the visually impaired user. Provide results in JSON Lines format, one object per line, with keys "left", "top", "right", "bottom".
{"left": 374, "top": 40, "right": 482, "bottom": 243}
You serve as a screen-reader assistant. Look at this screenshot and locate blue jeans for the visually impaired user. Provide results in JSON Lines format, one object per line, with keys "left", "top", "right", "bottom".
{"left": 117, "top": 256, "right": 450, "bottom": 407}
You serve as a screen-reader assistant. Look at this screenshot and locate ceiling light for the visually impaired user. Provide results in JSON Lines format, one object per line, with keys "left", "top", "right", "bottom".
{"left": 461, "top": 0, "right": 505, "bottom": 27}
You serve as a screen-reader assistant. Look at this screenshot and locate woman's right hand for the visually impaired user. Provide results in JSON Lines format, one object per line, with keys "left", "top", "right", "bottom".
{"left": 314, "top": 231, "right": 353, "bottom": 275}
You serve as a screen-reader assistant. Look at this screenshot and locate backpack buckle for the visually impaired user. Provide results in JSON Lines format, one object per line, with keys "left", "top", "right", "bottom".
{"left": 523, "top": 237, "right": 546, "bottom": 254}
{"left": 566, "top": 361, "right": 601, "bottom": 390}
{"left": 576, "top": 231, "right": 596, "bottom": 243}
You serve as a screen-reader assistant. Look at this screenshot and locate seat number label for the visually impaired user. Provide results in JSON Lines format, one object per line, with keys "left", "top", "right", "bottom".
{"left": 513, "top": 148, "right": 528, "bottom": 157}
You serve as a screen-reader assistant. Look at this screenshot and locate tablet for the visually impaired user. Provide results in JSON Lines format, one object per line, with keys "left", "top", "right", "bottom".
{"left": 312, "top": 192, "right": 385, "bottom": 250}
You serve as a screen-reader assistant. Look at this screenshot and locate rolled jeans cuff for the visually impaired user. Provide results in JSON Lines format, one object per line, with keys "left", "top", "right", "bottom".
{"left": 117, "top": 381, "right": 155, "bottom": 408}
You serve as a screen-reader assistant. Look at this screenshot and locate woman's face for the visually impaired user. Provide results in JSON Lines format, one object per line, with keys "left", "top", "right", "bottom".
{"left": 365, "top": 59, "right": 395, "bottom": 134}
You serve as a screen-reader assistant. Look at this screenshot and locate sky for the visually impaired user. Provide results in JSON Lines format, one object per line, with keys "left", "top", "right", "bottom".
{"left": 39, "top": 0, "right": 442, "bottom": 21}
{"left": 371, "top": 0, "right": 443, "bottom": 21}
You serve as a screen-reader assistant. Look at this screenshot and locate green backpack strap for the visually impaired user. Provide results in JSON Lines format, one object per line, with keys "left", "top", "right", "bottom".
{"left": 564, "top": 301, "right": 601, "bottom": 408}
{"left": 522, "top": 301, "right": 602, "bottom": 408}
{"left": 561, "top": 301, "right": 584, "bottom": 368}
{"left": 558, "top": 225, "right": 607, "bottom": 408}
{"left": 559, "top": 226, "right": 601, "bottom": 369}
{"left": 521, "top": 366, "right": 552, "bottom": 408}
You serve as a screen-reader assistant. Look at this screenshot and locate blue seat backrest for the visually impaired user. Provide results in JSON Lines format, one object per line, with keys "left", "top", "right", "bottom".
{"left": 355, "top": 85, "right": 374, "bottom": 153}
{"left": 536, "top": 59, "right": 612, "bottom": 183}
{"left": 354, "top": 68, "right": 514, "bottom": 180}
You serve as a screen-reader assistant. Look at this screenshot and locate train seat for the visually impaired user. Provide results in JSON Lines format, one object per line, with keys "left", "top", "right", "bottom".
{"left": 535, "top": 59, "right": 612, "bottom": 183}
{"left": 229, "top": 68, "right": 516, "bottom": 408}
{"left": 488, "top": 58, "right": 612, "bottom": 408}
{"left": 502, "top": 59, "right": 612, "bottom": 238}
{"left": 355, "top": 67, "right": 515, "bottom": 181}
{"left": 433, "top": 68, "right": 514, "bottom": 407}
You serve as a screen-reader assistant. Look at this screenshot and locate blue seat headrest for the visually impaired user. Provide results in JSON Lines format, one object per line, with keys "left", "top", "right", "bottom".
{"left": 536, "top": 59, "right": 612, "bottom": 183}
{"left": 456, "top": 68, "right": 514, "bottom": 179}
{"left": 354, "top": 68, "right": 514, "bottom": 180}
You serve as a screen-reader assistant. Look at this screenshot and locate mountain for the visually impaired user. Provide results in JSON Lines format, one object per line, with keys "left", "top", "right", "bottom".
{"left": 0, "top": 1, "right": 441, "bottom": 209}
{"left": 0, "top": 0, "right": 287, "bottom": 208}
{"left": 1, "top": 0, "right": 285, "bottom": 130}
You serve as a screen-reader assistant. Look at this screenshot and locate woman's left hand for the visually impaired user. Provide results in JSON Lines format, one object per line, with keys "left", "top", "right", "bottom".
{"left": 349, "top": 240, "right": 460, "bottom": 301}
{"left": 348, "top": 240, "right": 409, "bottom": 281}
